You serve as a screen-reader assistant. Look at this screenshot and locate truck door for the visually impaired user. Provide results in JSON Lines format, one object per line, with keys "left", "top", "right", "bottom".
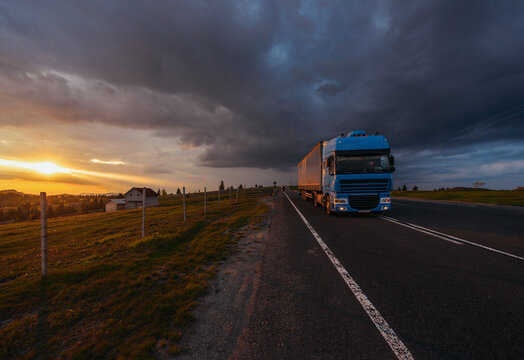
{"left": 323, "top": 156, "right": 335, "bottom": 193}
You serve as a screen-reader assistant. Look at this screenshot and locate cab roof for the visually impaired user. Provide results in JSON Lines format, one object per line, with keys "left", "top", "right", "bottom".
{"left": 323, "top": 133, "right": 390, "bottom": 154}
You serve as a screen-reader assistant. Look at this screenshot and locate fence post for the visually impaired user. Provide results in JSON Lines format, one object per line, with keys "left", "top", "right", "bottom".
{"left": 218, "top": 188, "right": 221, "bottom": 207}
{"left": 183, "top": 186, "right": 186, "bottom": 222}
{"left": 229, "top": 187, "right": 232, "bottom": 205}
{"left": 142, "top": 187, "right": 146, "bottom": 238}
{"left": 204, "top": 186, "right": 207, "bottom": 215}
{"left": 236, "top": 188, "right": 239, "bottom": 202}
{"left": 40, "top": 192, "right": 48, "bottom": 277}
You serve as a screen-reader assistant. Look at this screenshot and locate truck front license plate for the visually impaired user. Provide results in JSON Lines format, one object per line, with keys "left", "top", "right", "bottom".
{"left": 358, "top": 210, "right": 371, "bottom": 213}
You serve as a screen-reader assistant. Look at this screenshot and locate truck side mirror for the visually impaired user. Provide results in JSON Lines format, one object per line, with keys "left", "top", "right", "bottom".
{"left": 389, "top": 154, "right": 395, "bottom": 166}
{"left": 391, "top": 166, "right": 396, "bottom": 172}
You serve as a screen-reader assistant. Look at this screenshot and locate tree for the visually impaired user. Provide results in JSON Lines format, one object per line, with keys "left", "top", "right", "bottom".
{"left": 81, "top": 201, "right": 89, "bottom": 214}
{"left": 47, "top": 205, "right": 55, "bottom": 218}
{"left": 219, "top": 179, "right": 225, "bottom": 190}
{"left": 402, "top": 184, "right": 407, "bottom": 191}
{"left": 472, "top": 180, "right": 485, "bottom": 189}
{"left": 161, "top": 188, "right": 167, "bottom": 196}
{"left": 31, "top": 207, "right": 40, "bottom": 220}
{"left": 413, "top": 185, "right": 418, "bottom": 191}
{"left": 238, "top": 184, "right": 243, "bottom": 189}
{"left": 176, "top": 188, "right": 182, "bottom": 195}
{"left": 57, "top": 202, "right": 66, "bottom": 215}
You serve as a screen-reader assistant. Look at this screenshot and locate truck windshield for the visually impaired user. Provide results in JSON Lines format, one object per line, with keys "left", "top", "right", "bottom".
{"left": 336, "top": 155, "right": 391, "bottom": 174}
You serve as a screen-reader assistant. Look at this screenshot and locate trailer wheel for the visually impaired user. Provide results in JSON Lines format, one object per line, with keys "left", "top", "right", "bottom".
{"left": 325, "top": 195, "right": 332, "bottom": 215}
{"left": 301, "top": 190, "right": 307, "bottom": 201}
{"left": 313, "top": 192, "right": 320, "bottom": 207}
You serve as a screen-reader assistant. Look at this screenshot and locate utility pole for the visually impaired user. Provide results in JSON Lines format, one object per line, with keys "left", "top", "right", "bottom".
{"left": 183, "top": 186, "right": 186, "bottom": 222}
{"left": 40, "top": 192, "right": 48, "bottom": 277}
{"left": 204, "top": 186, "right": 207, "bottom": 214}
{"left": 142, "top": 187, "right": 146, "bottom": 238}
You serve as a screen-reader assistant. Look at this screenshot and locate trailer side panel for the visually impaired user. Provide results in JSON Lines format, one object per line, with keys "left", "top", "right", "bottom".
{"left": 298, "top": 142, "right": 322, "bottom": 191}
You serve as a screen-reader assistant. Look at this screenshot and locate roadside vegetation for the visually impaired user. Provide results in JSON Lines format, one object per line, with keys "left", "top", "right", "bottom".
{"left": 391, "top": 189, "right": 524, "bottom": 207}
{"left": 0, "top": 190, "right": 111, "bottom": 223}
{"left": 0, "top": 189, "right": 271, "bottom": 359}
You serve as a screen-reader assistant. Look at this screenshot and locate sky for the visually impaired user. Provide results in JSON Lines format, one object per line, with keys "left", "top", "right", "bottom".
{"left": 1, "top": 0, "right": 523, "bottom": 194}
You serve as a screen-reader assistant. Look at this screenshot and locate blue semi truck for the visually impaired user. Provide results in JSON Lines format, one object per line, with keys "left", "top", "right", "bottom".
{"left": 297, "top": 130, "right": 395, "bottom": 215}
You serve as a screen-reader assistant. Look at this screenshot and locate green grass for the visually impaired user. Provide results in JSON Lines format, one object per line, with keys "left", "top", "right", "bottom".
{"left": 391, "top": 190, "right": 524, "bottom": 207}
{"left": 0, "top": 189, "right": 270, "bottom": 359}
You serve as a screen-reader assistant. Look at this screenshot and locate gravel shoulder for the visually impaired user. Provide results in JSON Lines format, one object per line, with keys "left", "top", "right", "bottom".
{"left": 175, "top": 198, "right": 275, "bottom": 359}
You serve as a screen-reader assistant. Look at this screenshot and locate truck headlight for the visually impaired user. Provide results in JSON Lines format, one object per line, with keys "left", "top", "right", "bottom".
{"left": 334, "top": 198, "right": 348, "bottom": 204}
{"left": 380, "top": 197, "right": 391, "bottom": 204}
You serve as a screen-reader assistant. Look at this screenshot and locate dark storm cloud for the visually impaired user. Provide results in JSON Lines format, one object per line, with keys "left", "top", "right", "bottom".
{"left": 1, "top": 0, "right": 524, "bottom": 175}
{"left": 316, "top": 82, "right": 347, "bottom": 96}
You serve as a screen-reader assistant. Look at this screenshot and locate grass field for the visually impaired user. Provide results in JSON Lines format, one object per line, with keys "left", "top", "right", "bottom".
{"left": 0, "top": 189, "right": 271, "bottom": 359}
{"left": 391, "top": 190, "right": 524, "bottom": 207}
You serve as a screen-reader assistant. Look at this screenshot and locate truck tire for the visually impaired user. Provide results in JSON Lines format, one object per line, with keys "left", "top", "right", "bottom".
{"left": 313, "top": 192, "right": 320, "bottom": 207}
{"left": 301, "top": 190, "right": 307, "bottom": 201}
{"left": 325, "top": 195, "right": 332, "bottom": 215}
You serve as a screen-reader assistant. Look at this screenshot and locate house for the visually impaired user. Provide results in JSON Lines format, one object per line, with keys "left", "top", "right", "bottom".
{"left": 124, "top": 187, "right": 159, "bottom": 209}
{"left": 105, "top": 199, "right": 126, "bottom": 212}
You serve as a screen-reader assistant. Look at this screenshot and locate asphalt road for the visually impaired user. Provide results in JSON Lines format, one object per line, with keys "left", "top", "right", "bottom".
{"left": 229, "top": 191, "right": 524, "bottom": 359}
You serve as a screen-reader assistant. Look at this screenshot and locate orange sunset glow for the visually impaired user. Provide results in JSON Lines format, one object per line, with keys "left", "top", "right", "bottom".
{"left": 0, "top": 155, "right": 168, "bottom": 195}
{"left": 0, "top": 159, "right": 73, "bottom": 175}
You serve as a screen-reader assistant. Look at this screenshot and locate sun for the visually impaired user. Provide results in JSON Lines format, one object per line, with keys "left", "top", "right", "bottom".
{"left": 31, "top": 161, "right": 72, "bottom": 175}
{"left": 0, "top": 159, "right": 73, "bottom": 175}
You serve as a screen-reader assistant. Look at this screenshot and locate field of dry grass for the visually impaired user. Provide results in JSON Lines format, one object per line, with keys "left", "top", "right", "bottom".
{"left": 391, "top": 190, "right": 524, "bottom": 207}
{"left": 0, "top": 189, "right": 271, "bottom": 359}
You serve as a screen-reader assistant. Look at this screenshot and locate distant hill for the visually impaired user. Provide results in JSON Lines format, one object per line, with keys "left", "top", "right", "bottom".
{"left": 0, "top": 189, "right": 21, "bottom": 194}
{"left": 0, "top": 190, "right": 38, "bottom": 207}
{"left": 0, "top": 190, "right": 108, "bottom": 223}
{"left": 448, "top": 187, "right": 490, "bottom": 191}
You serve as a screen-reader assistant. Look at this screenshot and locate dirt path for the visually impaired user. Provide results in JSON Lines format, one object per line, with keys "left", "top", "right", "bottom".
{"left": 174, "top": 198, "right": 275, "bottom": 359}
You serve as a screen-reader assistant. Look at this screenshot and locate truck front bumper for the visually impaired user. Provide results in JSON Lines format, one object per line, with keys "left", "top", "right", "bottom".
{"left": 332, "top": 194, "right": 391, "bottom": 213}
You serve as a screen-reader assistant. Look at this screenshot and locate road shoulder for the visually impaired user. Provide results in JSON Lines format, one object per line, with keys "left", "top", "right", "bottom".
{"left": 174, "top": 198, "right": 274, "bottom": 359}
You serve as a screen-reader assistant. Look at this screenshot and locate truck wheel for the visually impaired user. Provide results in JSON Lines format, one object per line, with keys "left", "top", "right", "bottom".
{"left": 325, "top": 196, "right": 332, "bottom": 215}
{"left": 313, "top": 193, "right": 319, "bottom": 207}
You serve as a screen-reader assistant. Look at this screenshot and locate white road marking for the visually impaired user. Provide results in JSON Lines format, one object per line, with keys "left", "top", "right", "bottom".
{"left": 379, "top": 215, "right": 463, "bottom": 245}
{"left": 379, "top": 216, "right": 524, "bottom": 262}
{"left": 284, "top": 192, "right": 414, "bottom": 360}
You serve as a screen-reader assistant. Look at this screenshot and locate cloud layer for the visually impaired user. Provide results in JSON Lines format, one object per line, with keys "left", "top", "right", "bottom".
{"left": 1, "top": 1, "right": 524, "bottom": 188}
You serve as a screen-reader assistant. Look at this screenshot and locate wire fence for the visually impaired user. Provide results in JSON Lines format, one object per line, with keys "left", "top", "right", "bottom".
{"left": 37, "top": 186, "right": 277, "bottom": 277}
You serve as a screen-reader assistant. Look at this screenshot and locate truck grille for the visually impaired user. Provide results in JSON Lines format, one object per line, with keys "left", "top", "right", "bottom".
{"left": 349, "top": 195, "right": 379, "bottom": 210}
{"left": 339, "top": 178, "right": 389, "bottom": 194}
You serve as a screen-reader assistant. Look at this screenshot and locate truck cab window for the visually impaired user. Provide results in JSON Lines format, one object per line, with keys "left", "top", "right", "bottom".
{"left": 328, "top": 156, "right": 335, "bottom": 175}
{"left": 336, "top": 154, "right": 392, "bottom": 174}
